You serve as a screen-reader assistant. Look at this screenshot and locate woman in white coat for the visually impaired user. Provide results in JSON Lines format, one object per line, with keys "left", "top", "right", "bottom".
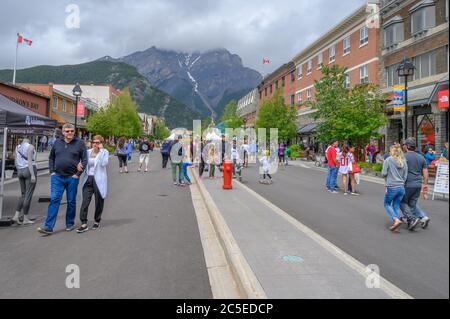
{"left": 77, "top": 135, "right": 109, "bottom": 233}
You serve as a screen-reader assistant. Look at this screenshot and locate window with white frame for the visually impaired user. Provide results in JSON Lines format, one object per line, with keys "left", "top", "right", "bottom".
{"left": 307, "top": 60, "right": 312, "bottom": 74}
{"left": 411, "top": 3, "right": 436, "bottom": 35}
{"left": 298, "top": 64, "right": 303, "bottom": 78}
{"left": 386, "top": 63, "right": 403, "bottom": 86}
{"left": 412, "top": 49, "right": 437, "bottom": 81}
{"left": 360, "top": 65, "right": 369, "bottom": 83}
{"left": 70, "top": 102, "right": 74, "bottom": 113}
{"left": 306, "top": 88, "right": 312, "bottom": 101}
{"left": 344, "top": 73, "right": 350, "bottom": 88}
{"left": 317, "top": 52, "right": 323, "bottom": 68}
{"left": 62, "top": 100, "right": 67, "bottom": 112}
{"left": 343, "top": 36, "right": 351, "bottom": 55}
{"left": 329, "top": 45, "right": 336, "bottom": 63}
{"left": 297, "top": 92, "right": 303, "bottom": 104}
{"left": 53, "top": 96, "right": 58, "bottom": 110}
{"left": 384, "top": 22, "right": 404, "bottom": 47}
{"left": 360, "top": 26, "right": 369, "bottom": 46}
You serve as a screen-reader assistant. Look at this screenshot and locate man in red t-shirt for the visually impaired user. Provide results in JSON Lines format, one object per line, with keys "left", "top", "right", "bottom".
{"left": 326, "top": 140, "right": 339, "bottom": 193}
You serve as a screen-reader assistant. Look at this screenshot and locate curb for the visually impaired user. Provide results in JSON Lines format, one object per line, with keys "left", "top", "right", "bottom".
{"left": 191, "top": 168, "right": 267, "bottom": 299}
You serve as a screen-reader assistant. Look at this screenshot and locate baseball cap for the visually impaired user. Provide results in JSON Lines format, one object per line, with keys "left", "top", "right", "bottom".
{"left": 404, "top": 137, "right": 416, "bottom": 148}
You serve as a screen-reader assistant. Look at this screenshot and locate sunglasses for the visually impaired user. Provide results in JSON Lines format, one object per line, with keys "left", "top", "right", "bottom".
{"left": 92, "top": 141, "right": 101, "bottom": 144}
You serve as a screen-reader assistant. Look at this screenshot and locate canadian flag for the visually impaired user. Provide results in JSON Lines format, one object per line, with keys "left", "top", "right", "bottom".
{"left": 17, "top": 33, "right": 32, "bottom": 46}
{"left": 263, "top": 58, "right": 270, "bottom": 64}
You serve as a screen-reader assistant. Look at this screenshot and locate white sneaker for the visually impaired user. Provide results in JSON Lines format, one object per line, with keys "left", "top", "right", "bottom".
{"left": 421, "top": 217, "right": 430, "bottom": 229}
{"left": 22, "top": 216, "right": 35, "bottom": 225}
{"left": 12, "top": 212, "right": 22, "bottom": 225}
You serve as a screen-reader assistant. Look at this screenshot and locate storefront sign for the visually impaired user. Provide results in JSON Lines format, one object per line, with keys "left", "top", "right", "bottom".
{"left": 438, "top": 90, "right": 449, "bottom": 109}
{"left": 433, "top": 160, "right": 449, "bottom": 199}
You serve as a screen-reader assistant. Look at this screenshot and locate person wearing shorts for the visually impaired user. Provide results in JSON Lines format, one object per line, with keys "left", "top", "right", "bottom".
{"left": 338, "top": 146, "right": 352, "bottom": 195}
{"left": 138, "top": 137, "right": 151, "bottom": 172}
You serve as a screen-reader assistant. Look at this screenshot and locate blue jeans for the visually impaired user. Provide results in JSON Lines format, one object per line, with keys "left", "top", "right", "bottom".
{"left": 384, "top": 186, "right": 405, "bottom": 222}
{"left": 326, "top": 166, "right": 338, "bottom": 190}
{"left": 182, "top": 163, "right": 192, "bottom": 183}
{"left": 44, "top": 175, "right": 79, "bottom": 231}
{"left": 415, "top": 205, "right": 427, "bottom": 219}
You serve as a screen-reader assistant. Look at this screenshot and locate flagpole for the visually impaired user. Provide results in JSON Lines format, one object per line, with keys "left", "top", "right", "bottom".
{"left": 13, "top": 33, "right": 19, "bottom": 85}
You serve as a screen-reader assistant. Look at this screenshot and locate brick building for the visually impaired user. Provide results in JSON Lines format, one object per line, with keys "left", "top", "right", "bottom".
{"left": 18, "top": 83, "right": 99, "bottom": 138}
{"left": 257, "top": 62, "right": 297, "bottom": 108}
{"left": 292, "top": 1, "right": 381, "bottom": 147}
{"left": 380, "top": 0, "right": 449, "bottom": 154}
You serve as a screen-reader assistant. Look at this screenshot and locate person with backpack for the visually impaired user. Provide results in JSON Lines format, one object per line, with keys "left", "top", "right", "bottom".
{"left": 169, "top": 135, "right": 184, "bottom": 185}
{"left": 138, "top": 137, "right": 151, "bottom": 172}
{"left": 116, "top": 137, "right": 129, "bottom": 174}
{"left": 160, "top": 139, "right": 171, "bottom": 169}
{"left": 13, "top": 138, "right": 37, "bottom": 225}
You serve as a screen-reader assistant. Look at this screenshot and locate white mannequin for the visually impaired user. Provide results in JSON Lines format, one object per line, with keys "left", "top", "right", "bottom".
{"left": 12, "top": 138, "right": 36, "bottom": 225}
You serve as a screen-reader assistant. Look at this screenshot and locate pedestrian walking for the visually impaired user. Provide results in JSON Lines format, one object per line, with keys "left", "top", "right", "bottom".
{"left": 338, "top": 146, "right": 353, "bottom": 195}
{"left": 169, "top": 135, "right": 184, "bottom": 185}
{"left": 208, "top": 143, "right": 218, "bottom": 179}
{"left": 116, "top": 137, "right": 129, "bottom": 173}
{"left": 325, "top": 140, "right": 339, "bottom": 193}
{"left": 76, "top": 135, "right": 109, "bottom": 233}
{"left": 12, "top": 138, "right": 37, "bottom": 225}
{"left": 284, "top": 144, "right": 291, "bottom": 165}
{"left": 127, "top": 138, "right": 134, "bottom": 162}
{"left": 39, "top": 135, "right": 47, "bottom": 152}
{"left": 259, "top": 150, "right": 272, "bottom": 184}
{"left": 37, "top": 123, "right": 87, "bottom": 236}
{"left": 198, "top": 139, "right": 206, "bottom": 178}
{"left": 241, "top": 139, "right": 250, "bottom": 168}
{"left": 138, "top": 137, "right": 151, "bottom": 172}
{"left": 381, "top": 144, "right": 408, "bottom": 232}
{"left": 231, "top": 139, "right": 240, "bottom": 178}
{"left": 400, "top": 138, "right": 430, "bottom": 230}
{"left": 182, "top": 154, "right": 193, "bottom": 186}
{"left": 347, "top": 145, "right": 360, "bottom": 195}
{"left": 161, "top": 139, "right": 171, "bottom": 168}
{"left": 278, "top": 143, "right": 286, "bottom": 166}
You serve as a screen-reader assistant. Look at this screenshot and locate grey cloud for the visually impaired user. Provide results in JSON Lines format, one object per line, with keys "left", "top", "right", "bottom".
{"left": 0, "top": 0, "right": 367, "bottom": 74}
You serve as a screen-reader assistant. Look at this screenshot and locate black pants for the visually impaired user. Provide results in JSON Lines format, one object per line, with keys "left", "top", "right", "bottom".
{"left": 162, "top": 153, "right": 169, "bottom": 168}
{"left": 400, "top": 187, "right": 421, "bottom": 221}
{"left": 118, "top": 154, "right": 128, "bottom": 168}
{"left": 80, "top": 176, "right": 104, "bottom": 224}
{"left": 199, "top": 161, "right": 205, "bottom": 177}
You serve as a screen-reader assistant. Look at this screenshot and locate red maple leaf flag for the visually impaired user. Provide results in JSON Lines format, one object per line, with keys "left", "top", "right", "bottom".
{"left": 17, "top": 33, "right": 32, "bottom": 46}
{"left": 263, "top": 58, "right": 270, "bottom": 64}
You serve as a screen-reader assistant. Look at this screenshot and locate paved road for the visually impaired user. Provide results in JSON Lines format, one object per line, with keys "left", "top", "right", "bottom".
{"left": 240, "top": 162, "right": 449, "bottom": 299}
{"left": 0, "top": 152, "right": 212, "bottom": 299}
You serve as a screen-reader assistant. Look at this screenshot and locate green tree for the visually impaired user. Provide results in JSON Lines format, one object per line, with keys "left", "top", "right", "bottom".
{"left": 201, "top": 115, "right": 214, "bottom": 131}
{"left": 220, "top": 100, "right": 244, "bottom": 129}
{"left": 308, "top": 65, "right": 387, "bottom": 146}
{"left": 256, "top": 90, "right": 298, "bottom": 142}
{"left": 87, "top": 88, "right": 142, "bottom": 138}
{"left": 154, "top": 121, "right": 171, "bottom": 140}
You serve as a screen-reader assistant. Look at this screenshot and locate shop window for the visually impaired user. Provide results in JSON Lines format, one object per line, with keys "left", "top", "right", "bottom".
{"left": 416, "top": 114, "right": 435, "bottom": 152}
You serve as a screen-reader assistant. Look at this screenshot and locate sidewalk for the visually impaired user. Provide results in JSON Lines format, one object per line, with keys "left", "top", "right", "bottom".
{"left": 192, "top": 170, "right": 411, "bottom": 299}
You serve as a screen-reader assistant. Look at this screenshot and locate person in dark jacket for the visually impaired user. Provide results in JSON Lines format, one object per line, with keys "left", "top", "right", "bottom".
{"left": 38, "top": 123, "right": 87, "bottom": 235}
{"left": 160, "top": 139, "right": 171, "bottom": 168}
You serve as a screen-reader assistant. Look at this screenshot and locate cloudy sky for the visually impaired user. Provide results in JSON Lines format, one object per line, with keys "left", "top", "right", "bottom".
{"left": 0, "top": 0, "right": 367, "bottom": 75}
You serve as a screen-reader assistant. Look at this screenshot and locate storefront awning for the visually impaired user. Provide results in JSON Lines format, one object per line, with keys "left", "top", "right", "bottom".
{"left": 52, "top": 110, "right": 87, "bottom": 128}
{"left": 386, "top": 78, "right": 449, "bottom": 109}
{"left": 298, "top": 123, "right": 319, "bottom": 134}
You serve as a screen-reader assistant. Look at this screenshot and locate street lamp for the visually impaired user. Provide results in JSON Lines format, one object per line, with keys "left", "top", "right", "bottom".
{"left": 72, "top": 83, "right": 82, "bottom": 136}
{"left": 396, "top": 57, "right": 415, "bottom": 142}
